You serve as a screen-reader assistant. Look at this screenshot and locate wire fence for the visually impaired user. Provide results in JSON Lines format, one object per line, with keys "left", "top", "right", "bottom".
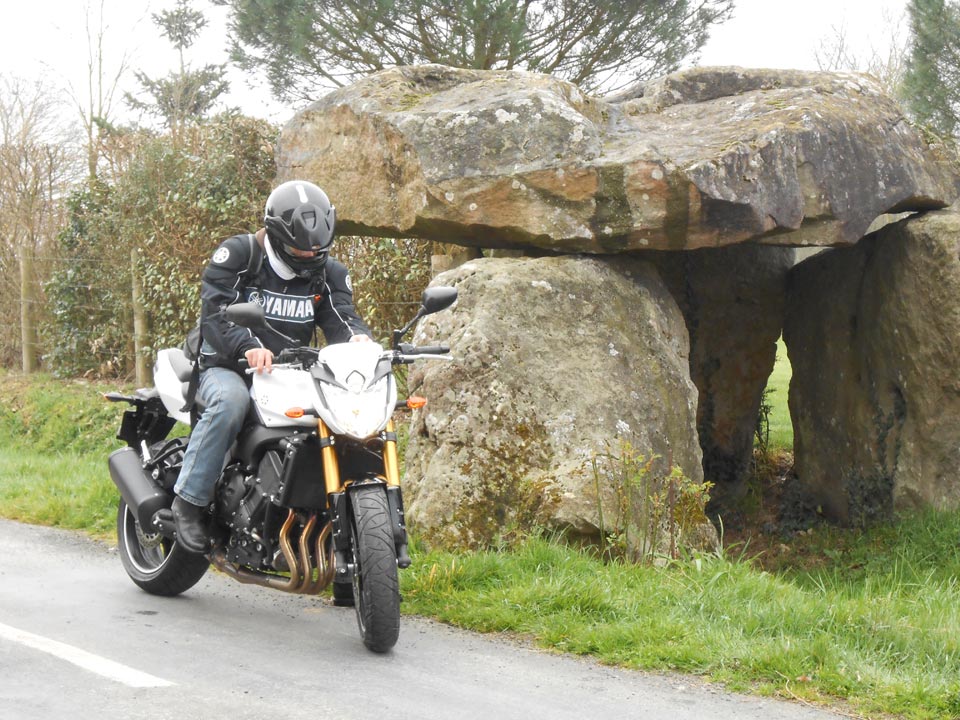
{"left": 2, "top": 243, "right": 434, "bottom": 377}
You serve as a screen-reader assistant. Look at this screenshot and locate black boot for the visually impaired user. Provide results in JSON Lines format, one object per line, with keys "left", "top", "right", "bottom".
{"left": 171, "top": 496, "right": 209, "bottom": 554}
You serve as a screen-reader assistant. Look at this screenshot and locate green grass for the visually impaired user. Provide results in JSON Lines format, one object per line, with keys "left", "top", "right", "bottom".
{"left": 0, "top": 372, "right": 125, "bottom": 538}
{"left": 0, "top": 446, "right": 117, "bottom": 536}
{"left": 400, "top": 521, "right": 960, "bottom": 719}
{"left": 0, "top": 372, "right": 124, "bottom": 455}
{"left": 3, "top": 370, "right": 960, "bottom": 718}
{"left": 764, "top": 337, "right": 793, "bottom": 450}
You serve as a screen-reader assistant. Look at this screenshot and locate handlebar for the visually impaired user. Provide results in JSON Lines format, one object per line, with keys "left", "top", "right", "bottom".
{"left": 396, "top": 342, "right": 449, "bottom": 355}
{"left": 239, "top": 346, "right": 320, "bottom": 374}
{"left": 391, "top": 343, "right": 451, "bottom": 365}
{"left": 278, "top": 347, "right": 319, "bottom": 363}
{"left": 238, "top": 344, "right": 451, "bottom": 372}
{"left": 409, "top": 344, "right": 450, "bottom": 355}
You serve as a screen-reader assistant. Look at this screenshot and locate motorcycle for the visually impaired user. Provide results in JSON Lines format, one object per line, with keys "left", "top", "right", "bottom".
{"left": 105, "top": 286, "right": 457, "bottom": 652}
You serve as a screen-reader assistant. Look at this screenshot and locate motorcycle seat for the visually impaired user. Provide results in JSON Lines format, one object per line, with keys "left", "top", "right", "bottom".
{"left": 167, "top": 348, "right": 195, "bottom": 383}
{"left": 164, "top": 348, "right": 207, "bottom": 414}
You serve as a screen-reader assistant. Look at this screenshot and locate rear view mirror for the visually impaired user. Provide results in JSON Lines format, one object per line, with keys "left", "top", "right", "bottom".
{"left": 223, "top": 302, "right": 298, "bottom": 346}
{"left": 392, "top": 286, "right": 458, "bottom": 349}
{"left": 224, "top": 302, "right": 267, "bottom": 330}
{"left": 421, "top": 286, "right": 458, "bottom": 315}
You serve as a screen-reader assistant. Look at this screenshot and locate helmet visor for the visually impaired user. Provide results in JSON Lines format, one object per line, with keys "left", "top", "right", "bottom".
{"left": 286, "top": 245, "right": 329, "bottom": 260}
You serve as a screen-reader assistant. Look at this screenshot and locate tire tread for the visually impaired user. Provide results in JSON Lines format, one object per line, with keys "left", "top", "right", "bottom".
{"left": 351, "top": 485, "right": 400, "bottom": 652}
{"left": 116, "top": 499, "right": 208, "bottom": 596}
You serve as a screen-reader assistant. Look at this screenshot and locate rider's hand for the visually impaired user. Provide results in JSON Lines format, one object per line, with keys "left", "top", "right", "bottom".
{"left": 349, "top": 334, "right": 372, "bottom": 343}
{"left": 245, "top": 347, "right": 274, "bottom": 374}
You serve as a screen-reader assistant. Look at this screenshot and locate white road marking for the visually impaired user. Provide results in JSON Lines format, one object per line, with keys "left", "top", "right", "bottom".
{"left": 0, "top": 621, "right": 174, "bottom": 688}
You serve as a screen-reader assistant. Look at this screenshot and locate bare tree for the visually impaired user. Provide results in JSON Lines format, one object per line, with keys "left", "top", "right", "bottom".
{"left": 0, "top": 77, "right": 76, "bottom": 372}
{"left": 69, "top": 0, "right": 131, "bottom": 182}
{"left": 815, "top": 10, "right": 908, "bottom": 95}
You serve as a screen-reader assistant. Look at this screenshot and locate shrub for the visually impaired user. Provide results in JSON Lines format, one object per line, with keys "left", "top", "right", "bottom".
{"left": 591, "top": 440, "right": 715, "bottom": 563}
{"left": 42, "top": 114, "right": 277, "bottom": 378}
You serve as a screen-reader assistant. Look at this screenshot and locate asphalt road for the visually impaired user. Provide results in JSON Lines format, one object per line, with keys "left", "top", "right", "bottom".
{"left": 0, "top": 518, "right": 843, "bottom": 720}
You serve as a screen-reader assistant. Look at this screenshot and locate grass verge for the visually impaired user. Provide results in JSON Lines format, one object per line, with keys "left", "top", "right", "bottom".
{"left": 0, "top": 447, "right": 116, "bottom": 537}
{"left": 2, "top": 370, "right": 959, "bottom": 719}
{"left": 0, "top": 372, "right": 124, "bottom": 539}
{"left": 400, "top": 519, "right": 960, "bottom": 720}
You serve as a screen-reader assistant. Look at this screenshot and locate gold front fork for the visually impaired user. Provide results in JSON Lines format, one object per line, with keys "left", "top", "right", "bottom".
{"left": 318, "top": 419, "right": 342, "bottom": 495}
{"left": 382, "top": 419, "right": 400, "bottom": 486}
{"left": 319, "top": 418, "right": 400, "bottom": 488}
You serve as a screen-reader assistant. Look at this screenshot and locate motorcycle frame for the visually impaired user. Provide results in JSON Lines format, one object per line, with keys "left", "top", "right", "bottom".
{"left": 109, "top": 391, "right": 409, "bottom": 595}
{"left": 209, "top": 415, "right": 408, "bottom": 594}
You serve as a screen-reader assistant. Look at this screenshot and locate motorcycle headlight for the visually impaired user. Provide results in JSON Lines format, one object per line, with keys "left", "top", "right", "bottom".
{"left": 320, "top": 376, "right": 394, "bottom": 439}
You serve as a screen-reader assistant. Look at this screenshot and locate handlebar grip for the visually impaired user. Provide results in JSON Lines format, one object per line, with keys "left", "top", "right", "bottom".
{"left": 414, "top": 344, "right": 450, "bottom": 354}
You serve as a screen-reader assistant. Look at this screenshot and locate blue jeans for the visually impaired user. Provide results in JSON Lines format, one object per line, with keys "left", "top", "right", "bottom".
{"left": 174, "top": 366, "right": 250, "bottom": 506}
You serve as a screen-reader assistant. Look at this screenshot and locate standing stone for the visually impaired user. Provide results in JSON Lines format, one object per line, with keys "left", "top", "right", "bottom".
{"left": 403, "top": 256, "right": 707, "bottom": 552}
{"left": 784, "top": 208, "right": 960, "bottom": 524}
{"left": 652, "top": 245, "right": 798, "bottom": 510}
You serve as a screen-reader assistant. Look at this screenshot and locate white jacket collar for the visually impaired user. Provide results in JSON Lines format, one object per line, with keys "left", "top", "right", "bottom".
{"left": 264, "top": 235, "right": 297, "bottom": 281}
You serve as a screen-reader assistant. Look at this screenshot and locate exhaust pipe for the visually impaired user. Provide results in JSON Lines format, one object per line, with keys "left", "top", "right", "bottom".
{"left": 108, "top": 447, "right": 170, "bottom": 530}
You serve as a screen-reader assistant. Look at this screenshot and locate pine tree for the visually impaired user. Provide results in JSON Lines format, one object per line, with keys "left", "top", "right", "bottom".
{"left": 214, "top": 0, "right": 733, "bottom": 102}
{"left": 126, "top": 0, "right": 230, "bottom": 137}
{"left": 901, "top": 0, "right": 960, "bottom": 137}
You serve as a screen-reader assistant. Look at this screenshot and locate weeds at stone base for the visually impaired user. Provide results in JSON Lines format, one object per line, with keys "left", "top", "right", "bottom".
{"left": 590, "top": 440, "right": 713, "bottom": 564}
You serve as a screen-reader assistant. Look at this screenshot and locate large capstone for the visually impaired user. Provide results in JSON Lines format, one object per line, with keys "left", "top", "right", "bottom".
{"left": 278, "top": 65, "right": 958, "bottom": 253}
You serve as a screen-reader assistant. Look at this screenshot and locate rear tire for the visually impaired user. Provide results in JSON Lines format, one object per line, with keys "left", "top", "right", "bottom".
{"left": 116, "top": 499, "right": 208, "bottom": 596}
{"left": 349, "top": 485, "right": 400, "bottom": 652}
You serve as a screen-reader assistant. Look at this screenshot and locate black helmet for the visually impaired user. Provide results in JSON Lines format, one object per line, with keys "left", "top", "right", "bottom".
{"left": 264, "top": 180, "right": 336, "bottom": 279}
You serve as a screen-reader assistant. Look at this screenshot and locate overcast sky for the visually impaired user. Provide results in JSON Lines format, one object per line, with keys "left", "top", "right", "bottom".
{"left": 1, "top": 0, "right": 909, "bottom": 127}
{"left": 699, "top": 0, "right": 907, "bottom": 70}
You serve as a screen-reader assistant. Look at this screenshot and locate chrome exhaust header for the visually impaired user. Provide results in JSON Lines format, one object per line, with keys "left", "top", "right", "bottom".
{"left": 209, "top": 510, "right": 335, "bottom": 595}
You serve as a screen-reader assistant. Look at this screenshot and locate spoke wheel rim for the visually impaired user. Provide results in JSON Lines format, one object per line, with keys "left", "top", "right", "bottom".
{"left": 121, "top": 504, "right": 172, "bottom": 576}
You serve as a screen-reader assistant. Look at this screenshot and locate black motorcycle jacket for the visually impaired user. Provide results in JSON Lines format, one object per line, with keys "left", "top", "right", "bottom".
{"left": 198, "top": 232, "right": 371, "bottom": 371}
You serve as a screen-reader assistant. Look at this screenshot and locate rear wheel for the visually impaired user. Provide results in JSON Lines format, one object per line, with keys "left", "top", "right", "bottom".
{"left": 116, "top": 499, "right": 209, "bottom": 596}
{"left": 349, "top": 485, "right": 400, "bottom": 652}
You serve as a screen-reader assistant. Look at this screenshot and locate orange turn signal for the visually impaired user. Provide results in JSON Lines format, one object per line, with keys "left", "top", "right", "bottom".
{"left": 406, "top": 396, "right": 427, "bottom": 409}
{"left": 285, "top": 407, "right": 306, "bottom": 418}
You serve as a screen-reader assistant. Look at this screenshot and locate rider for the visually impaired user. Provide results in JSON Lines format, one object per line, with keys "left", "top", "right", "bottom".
{"left": 171, "top": 180, "right": 372, "bottom": 553}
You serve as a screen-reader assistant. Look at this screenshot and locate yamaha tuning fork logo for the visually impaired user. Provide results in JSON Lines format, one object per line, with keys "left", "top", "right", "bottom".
{"left": 244, "top": 288, "right": 315, "bottom": 324}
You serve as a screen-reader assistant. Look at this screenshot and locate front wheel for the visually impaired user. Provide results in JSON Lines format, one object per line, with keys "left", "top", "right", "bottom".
{"left": 116, "top": 499, "right": 209, "bottom": 596}
{"left": 349, "top": 485, "right": 400, "bottom": 652}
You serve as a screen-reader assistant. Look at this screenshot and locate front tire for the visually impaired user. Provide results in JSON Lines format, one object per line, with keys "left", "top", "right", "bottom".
{"left": 116, "top": 499, "right": 208, "bottom": 596}
{"left": 349, "top": 485, "right": 400, "bottom": 652}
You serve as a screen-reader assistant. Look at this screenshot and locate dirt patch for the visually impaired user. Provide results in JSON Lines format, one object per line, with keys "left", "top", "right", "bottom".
{"left": 717, "top": 448, "right": 827, "bottom": 571}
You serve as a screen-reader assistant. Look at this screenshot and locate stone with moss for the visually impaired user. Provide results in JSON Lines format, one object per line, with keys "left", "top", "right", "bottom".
{"left": 402, "top": 255, "right": 713, "bottom": 553}
{"left": 277, "top": 64, "right": 958, "bottom": 253}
